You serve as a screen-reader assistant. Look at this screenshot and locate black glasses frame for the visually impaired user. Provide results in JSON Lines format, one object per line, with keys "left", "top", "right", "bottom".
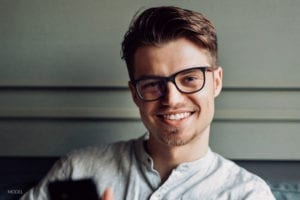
{"left": 132, "top": 66, "right": 216, "bottom": 101}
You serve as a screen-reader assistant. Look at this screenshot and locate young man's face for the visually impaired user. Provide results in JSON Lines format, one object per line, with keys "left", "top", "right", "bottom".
{"left": 129, "top": 38, "right": 222, "bottom": 147}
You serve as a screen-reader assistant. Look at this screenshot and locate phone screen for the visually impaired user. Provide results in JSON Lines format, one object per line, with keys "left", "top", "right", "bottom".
{"left": 48, "top": 179, "right": 99, "bottom": 200}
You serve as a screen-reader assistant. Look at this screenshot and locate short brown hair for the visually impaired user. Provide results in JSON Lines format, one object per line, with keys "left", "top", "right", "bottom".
{"left": 121, "top": 6, "right": 218, "bottom": 80}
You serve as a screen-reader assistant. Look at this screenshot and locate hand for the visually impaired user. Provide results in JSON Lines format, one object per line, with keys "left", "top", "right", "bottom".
{"left": 102, "top": 188, "right": 114, "bottom": 200}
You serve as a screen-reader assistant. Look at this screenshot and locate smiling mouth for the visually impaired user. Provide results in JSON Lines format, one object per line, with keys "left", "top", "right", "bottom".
{"left": 158, "top": 112, "right": 194, "bottom": 121}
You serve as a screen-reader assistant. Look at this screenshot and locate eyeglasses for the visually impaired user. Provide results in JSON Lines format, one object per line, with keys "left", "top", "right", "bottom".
{"left": 132, "top": 66, "right": 216, "bottom": 101}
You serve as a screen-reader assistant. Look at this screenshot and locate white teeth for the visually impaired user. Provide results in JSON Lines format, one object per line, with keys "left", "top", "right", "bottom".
{"left": 163, "top": 112, "right": 191, "bottom": 121}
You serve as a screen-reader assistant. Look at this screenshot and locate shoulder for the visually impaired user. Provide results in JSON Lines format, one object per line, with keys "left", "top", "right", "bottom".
{"left": 32, "top": 139, "right": 136, "bottom": 181}
{"left": 65, "top": 139, "right": 135, "bottom": 169}
{"left": 210, "top": 152, "right": 275, "bottom": 199}
{"left": 21, "top": 138, "right": 143, "bottom": 199}
{"left": 69, "top": 140, "right": 134, "bottom": 158}
{"left": 212, "top": 151, "right": 261, "bottom": 181}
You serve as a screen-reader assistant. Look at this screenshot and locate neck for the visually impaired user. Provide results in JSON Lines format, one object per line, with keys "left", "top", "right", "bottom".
{"left": 146, "top": 128, "right": 210, "bottom": 182}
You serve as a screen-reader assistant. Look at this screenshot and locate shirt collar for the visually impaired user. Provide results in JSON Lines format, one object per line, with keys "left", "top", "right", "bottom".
{"left": 134, "top": 133, "right": 215, "bottom": 174}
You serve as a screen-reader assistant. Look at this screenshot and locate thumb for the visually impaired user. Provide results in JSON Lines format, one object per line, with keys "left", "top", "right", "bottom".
{"left": 102, "top": 188, "right": 114, "bottom": 200}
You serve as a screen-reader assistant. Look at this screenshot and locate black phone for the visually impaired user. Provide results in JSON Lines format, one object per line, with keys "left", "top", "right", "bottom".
{"left": 48, "top": 179, "right": 99, "bottom": 200}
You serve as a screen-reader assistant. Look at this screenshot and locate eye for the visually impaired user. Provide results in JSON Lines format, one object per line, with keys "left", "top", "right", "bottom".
{"left": 140, "top": 80, "right": 162, "bottom": 90}
{"left": 177, "top": 73, "right": 203, "bottom": 89}
{"left": 184, "top": 76, "right": 198, "bottom": 82}
{"left": 144, "top": 82, "right": 159, "bottom": 88}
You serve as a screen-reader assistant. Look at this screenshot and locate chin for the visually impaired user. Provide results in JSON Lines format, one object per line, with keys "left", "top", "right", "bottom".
{"left": 159, "top": 129, "right": 197, "bottom": 147}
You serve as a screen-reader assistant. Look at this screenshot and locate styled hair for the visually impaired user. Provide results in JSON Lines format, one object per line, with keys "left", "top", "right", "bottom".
{"left": 121, "top": 6, "right": 218, "bottom": 80}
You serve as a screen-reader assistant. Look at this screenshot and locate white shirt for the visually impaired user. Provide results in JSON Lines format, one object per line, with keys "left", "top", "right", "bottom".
{"left": 21, "top": 134, "right": 275, "bottom": 200}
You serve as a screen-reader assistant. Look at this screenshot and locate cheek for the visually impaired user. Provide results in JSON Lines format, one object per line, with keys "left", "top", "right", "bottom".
{"left": 138, "top": 104, "right": 159, "bottom": 132}
{"left": 193, "top": 90, "right": 215, "bottom": 114}
{"left": 203, "top": 96, "right": 215, "bottom": 120}
{"left": 137, "top": 102, "right": 156, "bottom": 121}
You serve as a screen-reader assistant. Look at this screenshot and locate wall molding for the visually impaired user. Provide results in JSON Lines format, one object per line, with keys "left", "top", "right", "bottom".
{"left": 1, "top": 107, "right": 300, "bottom": 121}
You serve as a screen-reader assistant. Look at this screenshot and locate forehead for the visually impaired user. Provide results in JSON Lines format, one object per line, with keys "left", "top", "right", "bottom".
{"left": 133, "top": 38, "right": 211, "bottom": 79}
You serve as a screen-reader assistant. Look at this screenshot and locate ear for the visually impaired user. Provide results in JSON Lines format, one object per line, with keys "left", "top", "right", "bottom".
{"left": 128, "top": 81, "right": 140, "bottom": 106}
{"left": 213, "top": 67, "right": 223, "bottom": 98}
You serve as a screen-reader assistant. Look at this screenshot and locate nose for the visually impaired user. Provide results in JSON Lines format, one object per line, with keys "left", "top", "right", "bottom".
{"left": 161, "top": 82, "right": 185, "bottom": 107}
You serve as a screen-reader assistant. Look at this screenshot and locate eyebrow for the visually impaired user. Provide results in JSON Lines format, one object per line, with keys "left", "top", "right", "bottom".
{"left": 135, "top": 66, "right": 210, "bottom": 81}
{"left": 135, "top": 74, "right": 166, "bottom": 81}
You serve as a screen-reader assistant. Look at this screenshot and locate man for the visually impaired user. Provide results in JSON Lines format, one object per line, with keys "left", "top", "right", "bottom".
{"left": 22, "top": 6, "right": 275, "bottom": 200}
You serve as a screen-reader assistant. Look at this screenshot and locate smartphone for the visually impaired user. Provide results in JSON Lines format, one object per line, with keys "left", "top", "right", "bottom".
{"left": 48, "top": 179, "right": 99, "bottom": 200}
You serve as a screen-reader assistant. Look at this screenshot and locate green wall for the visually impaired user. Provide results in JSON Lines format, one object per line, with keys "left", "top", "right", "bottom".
{"left": 1, "top": 0, "right": 299, "bottom": 159}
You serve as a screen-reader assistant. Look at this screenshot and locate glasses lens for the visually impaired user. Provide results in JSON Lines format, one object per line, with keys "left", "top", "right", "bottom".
{"left": 136, "top": 78, "right": 165, "bottom": 100}
{"left": 175, "top": 68, "right": 205, "bottom": 93}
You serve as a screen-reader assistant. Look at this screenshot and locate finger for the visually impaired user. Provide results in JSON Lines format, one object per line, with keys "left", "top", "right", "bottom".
{"left": 102, "top": 188, "right": 114, "bottom": 200}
